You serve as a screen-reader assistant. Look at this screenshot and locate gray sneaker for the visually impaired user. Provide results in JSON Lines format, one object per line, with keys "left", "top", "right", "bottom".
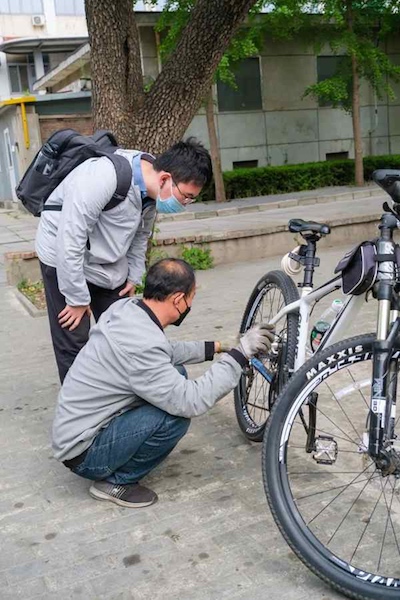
{"left": 89, "top": 481, "right": 158, "bottom": 508}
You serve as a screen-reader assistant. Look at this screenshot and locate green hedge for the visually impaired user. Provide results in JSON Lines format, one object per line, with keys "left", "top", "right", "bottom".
{"left": 200, "top": 154, "right": 400, "bottom": 202}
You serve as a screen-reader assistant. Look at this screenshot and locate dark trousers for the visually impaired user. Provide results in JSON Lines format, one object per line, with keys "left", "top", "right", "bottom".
{"left": 40, "top": 261, "right": 125, "bottom": 383}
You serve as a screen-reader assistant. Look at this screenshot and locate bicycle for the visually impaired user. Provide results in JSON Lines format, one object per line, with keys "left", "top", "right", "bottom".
{"left": 261, "top": 169, "right": 400, "bottom": 599}
{"left": 234, "top": 209, "right": 365, "bottom": 441}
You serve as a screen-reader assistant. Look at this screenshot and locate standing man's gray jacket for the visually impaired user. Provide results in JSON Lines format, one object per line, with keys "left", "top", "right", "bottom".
{"left": 52, "top": 298, "right": 247, "bottom": 462}
{"left": 35, "top": 149, "right": 156, "bottom": 306}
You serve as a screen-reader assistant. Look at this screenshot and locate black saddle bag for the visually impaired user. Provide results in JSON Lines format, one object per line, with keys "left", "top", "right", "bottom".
{"left": 334, "top": 241, "right": 378, "bottom": 295}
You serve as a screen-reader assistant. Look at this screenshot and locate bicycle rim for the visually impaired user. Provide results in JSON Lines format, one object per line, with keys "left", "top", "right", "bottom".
{"left": 236, "top": 271, "right": 299, "bottom": 437}
{"left": 264, "top": 334, "right": 400, "bottom": 599}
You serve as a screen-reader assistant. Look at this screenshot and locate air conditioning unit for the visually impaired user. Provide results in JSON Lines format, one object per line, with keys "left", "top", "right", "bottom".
{"left": 32, "top": 15, "right": 46, "bottom": 27}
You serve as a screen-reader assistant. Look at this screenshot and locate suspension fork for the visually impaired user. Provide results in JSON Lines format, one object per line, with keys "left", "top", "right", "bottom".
{"left": 386, "top": 309, "right": 399, "bottom": 441}
{"left": 369, "top": 310, "right": 400, "bottom": 457}
{"left": 369, "top": 212, "right": 399, "bottom": 458}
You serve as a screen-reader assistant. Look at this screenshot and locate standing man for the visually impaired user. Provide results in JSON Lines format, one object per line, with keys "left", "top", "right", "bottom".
{"left": 52, "top": 258, "right": 274, "bottom": 508}
{"left": 35, "top": 137, "right": 211, "bottom": 382}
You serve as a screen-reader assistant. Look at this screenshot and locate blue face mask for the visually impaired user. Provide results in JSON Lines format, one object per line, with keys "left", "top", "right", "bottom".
{"left": 156, "top": 180, "right": 185, "bottom": 214}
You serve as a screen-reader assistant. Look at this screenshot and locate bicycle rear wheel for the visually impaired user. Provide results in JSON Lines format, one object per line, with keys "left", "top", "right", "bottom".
{"left": 263, "top": 334, "right": 400, "bottom": 599}
{"left": 234, "top": 270, "right": 299, "bottom": 442}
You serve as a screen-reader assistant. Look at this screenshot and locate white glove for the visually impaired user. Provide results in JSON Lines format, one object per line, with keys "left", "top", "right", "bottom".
{"left": 238, "top": 323, "right": 275, "bottom": 359}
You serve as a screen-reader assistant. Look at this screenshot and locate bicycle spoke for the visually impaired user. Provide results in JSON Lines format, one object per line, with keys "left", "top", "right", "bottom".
{"left": 378, "top": 477, "right": 400, "bottom": 570}
{"left": 325, "top": 379, "right": 363, "bottom": 442}
{"left": 326, "top": 467, "right": 377, "bottom": 542}
{"left": 350, "top": 483, "right": 386, "bottom": 563}
{"left": 243, "top": 284, "right": 288, "bottom": 427}
{"left": 313, "top": 404, "right": 363, "bottom": 447}
{"left": 292, "top": 416, "right": 362, "bottom": 449}
{"left": 294, "top": 471, "right": 380, "bottom": 502}
{"left": 348, "top": 369, "right": 370, "bottom": 410}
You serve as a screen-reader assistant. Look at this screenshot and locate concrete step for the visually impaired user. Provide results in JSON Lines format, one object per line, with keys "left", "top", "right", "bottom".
{"left": 155, "top": 193, "right": 392, "bottom": 265}
{"left": 158, "top": 185, "right": 385, "bottom": 223}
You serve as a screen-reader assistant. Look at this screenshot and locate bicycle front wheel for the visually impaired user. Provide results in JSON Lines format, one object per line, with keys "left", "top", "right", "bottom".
{"left": 234, "top": 270, "right": 299, "bottom": 442}
{"left": 263, "top": 333, "right": 400, "bottom": 600}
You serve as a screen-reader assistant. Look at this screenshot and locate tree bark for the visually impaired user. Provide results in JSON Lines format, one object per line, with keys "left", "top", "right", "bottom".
{"left": 346, "top": 0, "right": 364, "bottom": 186}
{"left": 85, "top": 0, "right": 258, "bottom": 153}
{"left": 205, "top": 87, "right": 226, "bottom": 203}
{"left": 85, "top": 0, "right": 144, "bottom": 142}
{"left": 351, "top": 54, "right": 364, "bottom": 186}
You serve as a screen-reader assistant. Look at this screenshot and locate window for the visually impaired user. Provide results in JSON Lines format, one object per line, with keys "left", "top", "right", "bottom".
{"left": 54, "top": 0, "right": 85, "bottom": 15}
{"left": 326, "top": 151, "right": 349, "bottom": 161}
{"left": 217, "top": 57, "right": 262, "bottom": 112}
{"left": 8, "top": 61, "right": 36, "bottom": 93}
{"left": 0, "top": 0, "right": 43, "bottom": 13}
{"left": 317, "top": 55, "right": 351, "bottom": 108}
{"left": 9, "top": 65, "right": 29, "bottom": 93}
{"left": 233, "top": 160, "right": 259, "bottom": 169}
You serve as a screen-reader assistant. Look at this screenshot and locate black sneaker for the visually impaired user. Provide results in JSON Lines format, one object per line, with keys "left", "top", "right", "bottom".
{"left": 89, "top": 481, "right": 158, "bottom": 508}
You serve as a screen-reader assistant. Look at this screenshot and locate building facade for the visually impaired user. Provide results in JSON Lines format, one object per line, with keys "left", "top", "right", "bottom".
{"left": 0, "top": 2, "right": 399, "bottom": 204}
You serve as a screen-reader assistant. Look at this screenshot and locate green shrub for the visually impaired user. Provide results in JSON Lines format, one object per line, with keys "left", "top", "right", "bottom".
{"left": 199, "top": 154, "right": 400, "bottom": 202}
{"left": 181, "top": 246, "right": 214, "bottom": 270}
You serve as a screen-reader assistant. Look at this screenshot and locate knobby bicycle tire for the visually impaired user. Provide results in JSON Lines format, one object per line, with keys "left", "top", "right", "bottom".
{"left": 234, "top": 270, "right": 299, "bottom": 442}
{"left": 263, "top": 333, "right": 400, "bottom": 600}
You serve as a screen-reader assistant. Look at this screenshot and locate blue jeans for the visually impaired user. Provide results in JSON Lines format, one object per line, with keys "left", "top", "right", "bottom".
{"left": 72, "top": 404, "right": 190, "bottom": 485}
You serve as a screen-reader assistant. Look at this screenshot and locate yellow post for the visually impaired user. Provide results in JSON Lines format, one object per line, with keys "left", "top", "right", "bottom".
{"left": 20, "top": 101, "right": 29, "bottom": 149}
{"left": 0, "top": 95, "right": 36, "bottom": 150}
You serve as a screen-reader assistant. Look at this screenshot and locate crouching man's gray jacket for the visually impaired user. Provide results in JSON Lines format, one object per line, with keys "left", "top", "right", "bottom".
{"left": 52, "top": 298, "right": 247, "bottom": 462}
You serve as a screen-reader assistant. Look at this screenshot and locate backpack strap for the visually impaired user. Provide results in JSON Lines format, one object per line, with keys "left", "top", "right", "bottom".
{"left": 92, "top": 130, "right": 119, "bottom": 146}
{"left": 103, "top": 154, "right": 132, "bottom": 211}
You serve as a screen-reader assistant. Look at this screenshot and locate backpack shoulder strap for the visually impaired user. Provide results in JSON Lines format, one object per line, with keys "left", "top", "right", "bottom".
{"left": 103, "top": 154, "right": 132, "bottom": 211}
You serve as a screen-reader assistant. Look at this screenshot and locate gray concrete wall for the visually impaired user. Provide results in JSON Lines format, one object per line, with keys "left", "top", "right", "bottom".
{"left": 184, "top": 35, "right": 400, "bottom": 171}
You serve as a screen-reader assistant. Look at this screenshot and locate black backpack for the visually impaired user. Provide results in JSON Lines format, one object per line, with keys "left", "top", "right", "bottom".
{"left": 16, "top": 129, "right": 132, "bottom": 217}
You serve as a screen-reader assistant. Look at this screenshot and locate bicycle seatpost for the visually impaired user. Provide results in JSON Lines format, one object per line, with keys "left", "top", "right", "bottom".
{"left": 300, "top": 235, "right": 320, "bottom": 288}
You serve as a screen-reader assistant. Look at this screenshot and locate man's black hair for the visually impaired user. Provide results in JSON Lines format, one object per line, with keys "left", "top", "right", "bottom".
{"left": 153, "top": 137, "right": 212, "bottom": 188}
{"left": 143, "top": 258, "right": 195, "bottom": 301}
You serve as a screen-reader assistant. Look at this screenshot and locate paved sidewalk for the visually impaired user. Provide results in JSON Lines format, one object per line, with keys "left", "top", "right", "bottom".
{"left": 159, "top": 182, "right": 380, "bottom": 218}
{"left": 0, "top": 243, "right": 376, "bottom": 600}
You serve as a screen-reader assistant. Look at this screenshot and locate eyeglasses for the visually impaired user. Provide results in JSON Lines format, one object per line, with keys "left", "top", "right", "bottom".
{"left": 172, "top": 179, "right": 197, "bottom": 205}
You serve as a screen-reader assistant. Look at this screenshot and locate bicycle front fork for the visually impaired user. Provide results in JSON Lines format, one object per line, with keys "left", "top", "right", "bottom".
{"left": 368, "top": 292, "right": 400, "bottom": 470}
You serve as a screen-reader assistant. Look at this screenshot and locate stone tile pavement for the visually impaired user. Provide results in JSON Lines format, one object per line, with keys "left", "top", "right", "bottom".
{"left": 0, "top": 240, "right": 377, "bottom": 600}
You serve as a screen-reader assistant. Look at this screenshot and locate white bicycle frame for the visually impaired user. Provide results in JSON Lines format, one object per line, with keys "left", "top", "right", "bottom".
{"left": 268, "top": 275, "right": 366, "bottom": 372}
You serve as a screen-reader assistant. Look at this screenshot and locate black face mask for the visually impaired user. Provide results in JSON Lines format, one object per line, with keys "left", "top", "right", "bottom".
{"left": 172, "top": 297, "right": 191, "bottom": 327}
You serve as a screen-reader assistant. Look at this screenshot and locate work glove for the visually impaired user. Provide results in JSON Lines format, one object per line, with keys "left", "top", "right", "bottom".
{"left": 237, "top": 323, "right": 275, "bottom": 359}
{"left": 217, "top": 336, "right": 239, "bottom": 353}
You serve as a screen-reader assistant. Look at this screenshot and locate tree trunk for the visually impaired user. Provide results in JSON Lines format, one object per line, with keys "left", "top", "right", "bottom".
{"left": 347, "top": 0, "right": 364, "bottom": 186}
{"left": 205, "top": 87, "right": 226, "bottom": 203}
{"left": 351, "top": 54, "right": 364, "bottom": 186}
{"left": 85, "top": 0, "right": 144, "bottom": 145}
{"left": 85, "top": 0, "right": 259, "bottom": 153}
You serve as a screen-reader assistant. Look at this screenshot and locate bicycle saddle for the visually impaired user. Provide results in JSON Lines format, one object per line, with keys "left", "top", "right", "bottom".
{"left": 288, "top": 219, "right": 331, "bottom": 235}
{"left": 373, "top": 169, "right": 400, "bottom": 204}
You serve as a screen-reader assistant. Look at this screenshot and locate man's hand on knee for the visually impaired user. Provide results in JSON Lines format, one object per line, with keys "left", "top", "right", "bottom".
{"left": 58, "top": 304, "right": 91, "bottom": 331}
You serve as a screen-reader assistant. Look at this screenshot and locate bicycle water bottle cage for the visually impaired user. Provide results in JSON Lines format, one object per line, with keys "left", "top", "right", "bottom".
{"left": 288, "top": 219, "right": 331, "bottom": 238}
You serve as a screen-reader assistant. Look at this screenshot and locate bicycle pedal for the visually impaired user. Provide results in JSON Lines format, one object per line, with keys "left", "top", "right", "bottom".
{"left": 312, "top": 435, "right": 338, "bottom": 465}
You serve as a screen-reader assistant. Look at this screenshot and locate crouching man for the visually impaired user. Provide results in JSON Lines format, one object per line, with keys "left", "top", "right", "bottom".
{"left": 52, "top": 258, "right": 274, "bottom": 508}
